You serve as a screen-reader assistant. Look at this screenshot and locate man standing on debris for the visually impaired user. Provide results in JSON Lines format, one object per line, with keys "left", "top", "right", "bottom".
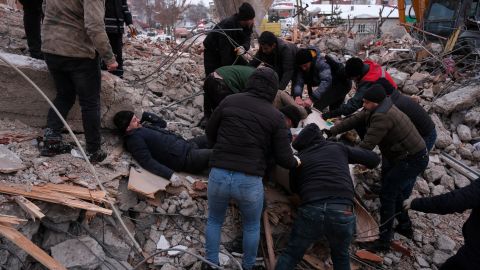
{"left": 103, "top": 0, "right": 135, "bottom": 78}
{"left": 328, "top": 86, "right": 428, "bottom": 252}
{"left": 293, "top": 48, "right": 352, "bottom": 112}
{"left": 19, "top": 0, "right": 43, "bottom": 59}
{"left": 204, "top": 67, "right": 301, "bottom": 270}
{"left": 322, "top": 57, "right": 397, "bottom": 120}
{"left": 202, "top": 2, "right": 255, "bottom": 76}
{"left": 41, "top": 0, "right": 118, "bottom": 162}
{"left": 114, "top": 111, "right": 212, "bottom": 185}
{"left": 404, "top": 178, "right": 480, "bottom": 270}
{"left": 249, "top": 31, "right": 297, "bottom": 90}
{"left": 276, "top": 123, "right": 380, "bottom": 270}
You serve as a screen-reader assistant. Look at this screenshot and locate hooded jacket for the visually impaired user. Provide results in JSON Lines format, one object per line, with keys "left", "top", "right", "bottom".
{"left": 206, "top": 67, "right": 298, "bottom": 176}
{"left": 329, "top": 60, "right": 397, "bottom": 117}
{"left": 292, "top": 47, "right": 332, "bottom": 100}
{"left": 330, "top": 98, "right": 426, "bottom": 161}
{"left": 290, "top": 124, "right": 380, "bottom": 204}
{"left": 249, "top": 38, "right": 298, "bottom": 90}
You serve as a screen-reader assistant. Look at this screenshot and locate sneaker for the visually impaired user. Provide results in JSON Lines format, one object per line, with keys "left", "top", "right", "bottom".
{"left": 39, "top": 140, "right": 72, "bottom": 157}
{"left": 359, "top": 239, "right": 391, "bottom": 253}
{"left": 44, "top": 128, "right": 62, "bottom": 141}
{"left": 395, "top": 225, "right": 414, "bottom": 239}
{"left": 87, "top": 149, "right": 107, "bottom": 163}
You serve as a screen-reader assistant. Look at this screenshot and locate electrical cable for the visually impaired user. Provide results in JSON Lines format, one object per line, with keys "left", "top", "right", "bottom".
{"left": 0, "top": 55, "right": 143, "bottom": 255}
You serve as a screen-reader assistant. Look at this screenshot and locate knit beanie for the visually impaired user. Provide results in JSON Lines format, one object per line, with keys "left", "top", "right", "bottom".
{"left": 345, "top": 57, "right": 364, "bottom": 78}
{"left": 363, "top": 85, "right": 387, "bottom": 103}
{"left": 114, "top": 111, "right": 134, "bottom": 134}
{"left": 237, "top": 3, "right": 255, "bottom": 21}
{"left": 279, "top": 105, "right": 302, "bottom": 128}
{"left": 259, "top": 31, "right": 277, "bottom": 46}
{"left": 295, "top": 49, "right": 313, "bottom": 65}
{"left": 292, "top": 123, "right": 324, "bottom": 151}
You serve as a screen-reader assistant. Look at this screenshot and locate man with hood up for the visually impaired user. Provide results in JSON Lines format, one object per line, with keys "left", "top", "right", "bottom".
{"left": 204, "top": 67, "right": 301, "bottom": 270}
{"left": 275, "top": 124, "right": 380, "bottom": 270}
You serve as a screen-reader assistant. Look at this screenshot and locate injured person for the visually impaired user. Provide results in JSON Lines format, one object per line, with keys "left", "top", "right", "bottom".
{"left": 114, "top": 111, "right": 212, "bottom": 185}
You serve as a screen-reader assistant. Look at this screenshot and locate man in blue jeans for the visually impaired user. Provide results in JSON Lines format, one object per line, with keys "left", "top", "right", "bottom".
{"left": 275, "top": 124, "right": 380, "bottom": 270}
{"left": 205, "top": 67, "right": 301, "bottom": 270}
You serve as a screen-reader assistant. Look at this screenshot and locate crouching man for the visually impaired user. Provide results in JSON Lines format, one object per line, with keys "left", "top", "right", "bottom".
{"left": 276, "top": 124, "right": 380, "bottom": 270}
{"left": 114, "top": 111, "right": 212, "bottom": 185}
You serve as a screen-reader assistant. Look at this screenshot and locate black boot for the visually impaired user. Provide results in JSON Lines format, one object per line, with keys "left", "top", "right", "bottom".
{"left": 359, "top": 239, "right": 391, "bottom": 253}
{"left": 395, "top": 224, "right": 414, "bottom": 239}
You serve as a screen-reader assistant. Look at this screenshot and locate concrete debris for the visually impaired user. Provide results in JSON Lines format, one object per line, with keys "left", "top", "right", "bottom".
{"left": 51, "top": 236, "right": 106, "bottom": 270}
{"left": 167, "top": 245, "right": 188, "bottom": 256}
{"left": 157, "top": 235, "right": 171, "bottom": 250}
{"left": 0, "top": 144, "right": 25, "bottom": 173}
{"left": 457, "top": 124, "right": 472, "bottom": 142}
{"left": 433, "top": 84, "right": 480, "bottom": 114}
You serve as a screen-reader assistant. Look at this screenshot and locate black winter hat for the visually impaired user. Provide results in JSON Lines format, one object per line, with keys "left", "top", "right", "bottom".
{"left": 345, "top": 57, "right": 364, "bottom": 78}
{"left": 292, "top": 123, "right": 324, "bottom": 151}
{"left": 363, "top": 85, "right": 387, "bottom": 103}
{"left": 237, "top": 3, "right": 255, "bottom": 21}
{"left": 279, "top": 105, "right": 302, "bottom": 128}
{"left": 259, "top": 31, "right": 277, "bottom": 46}
{"left": 295, "top": 49, "right": 313, "bottom": 65}
{"left": 114, "top": 111, "right": 134, "bottom": 134}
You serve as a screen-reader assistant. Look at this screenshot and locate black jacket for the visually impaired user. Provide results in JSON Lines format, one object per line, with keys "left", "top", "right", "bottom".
{"left": 124, "top": 122, "right": 193, "bottom": 179}
{"left": 105, "top": 0, "right": 133, "bottom": 34}
{"left": 411, "top": 178, "right": 480, "bottom": 266}
{"left": 292, "top": 47, "right": 332, "bottom": 100}
{"left": 390, "top": 90, "right": 435, "bottom": 137}
{"left": 249, "top": 38, "right": 297, "bottom": 90}
{"left": 290, "top": 124, "right": 380, "bottom": 204}
{"left": 203, "top": 15, "right": 253, "bottom": 67}
{"left": 206, "top": 67, "right": 297, "bottom": 176}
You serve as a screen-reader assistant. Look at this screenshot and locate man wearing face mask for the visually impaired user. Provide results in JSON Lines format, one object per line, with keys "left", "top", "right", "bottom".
{"left": 202, "top": 2, "right": 255, "bottom": 76}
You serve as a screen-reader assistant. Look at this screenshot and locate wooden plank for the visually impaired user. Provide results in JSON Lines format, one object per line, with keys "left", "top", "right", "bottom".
{"left": 128, "top": 167, "right": 170, "bottom": 199}
{"left": 263, "top": 210, "right": 276, "bottom": 270}
{"left": 0, "top": 183, "right": 112, "bottom": 215}
{"left": 37, "top": 184, "right": 107, "bottom": 203}
{"left": 0, "top": 224, "right": 67, "bottom": 270}
{"left": 14, "top": 196, "right": 45, "bottom": 220}
{"left": 355, "top": 249, "right": 383, "bottom": 264}
{"left": 302, "top": 254, "right": 327, "bottom": 270}
{"left": 354, "top": 198, "right": 379, "bottom": 243}
{"left": 0, "top": 214, "right": 27, "bottom": 226}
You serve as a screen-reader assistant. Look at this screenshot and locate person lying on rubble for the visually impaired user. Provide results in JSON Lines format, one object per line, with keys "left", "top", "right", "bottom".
{"left": 327, "top": 86, "right": 428, "bottom": 252}
{"left": 404, "top": 177, "right": 480, "bottom": 270}
{"left": 293, "top": 48, "right": 352, "bottom": 113}
{"left": 202, "top": 2, "right": 255, "bottom": 76}
{"left": 322, "top": 57, "right": 397, "bottom": 120}
{"left": 275, "top": 123, "right": 380, "bottom": 270}
{"left": 113, "top": 111, "right": 212, "bottom": 186}
{"left": 40, "top": 0, "right": 118, "bottom": 163}
{"left": 249, "top": 31, "right": 298, "bottom": 90}
{"left": 201, "top": 65, "right": 307, "bottom": 127}
{"left": 204, "top": 67, "right": 301, "bottom": 270}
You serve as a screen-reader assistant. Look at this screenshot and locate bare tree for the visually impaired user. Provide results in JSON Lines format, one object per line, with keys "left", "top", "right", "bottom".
{"left": 153, "top": 0, "right": 189, "bottom": 35}
{"left": 184, "top": 3, "right": 209, "bottom": 24}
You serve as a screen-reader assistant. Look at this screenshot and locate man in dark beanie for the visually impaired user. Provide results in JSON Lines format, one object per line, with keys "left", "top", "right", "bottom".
{"left": 113, "top": 111, "right": 212, "bottom": 185}
{"left": 293, "top": 47, "right": 352, "bottom": 114}
{"left": 279, "top": 105, "right": 303, "bottom": 129}
{"left": 328, "top": 87, "right": 428, "bottom": 252}
{"left": 275, "top": 123, "right": 380, "bottom": 270}
{"left": 203, "top": 2, "right": 255, "bottom": 76}
{"left": 249, "top": 31, "right": 298, "bottom": 90}
{"left": 323, "top": 57, "right": 397, "bottom": 120}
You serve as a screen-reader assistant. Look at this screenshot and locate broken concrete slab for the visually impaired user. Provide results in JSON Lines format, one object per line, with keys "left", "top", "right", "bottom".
{"left": 128, "top": 167, "right": 170, "bottom": 199}
{"left": 0, "top": 52, "right": 142, "bottom": 131}
{"left": 431, "top": 113, "right": 453, "bottom": 149}
{"left": 0, "top": 145, "right": 25, "bottom": 173}
{"left": 433, "top": 84, "right": 480, "bottom": 114}
{"left": 51, "top": 236, "right": 106, "bottom": 270}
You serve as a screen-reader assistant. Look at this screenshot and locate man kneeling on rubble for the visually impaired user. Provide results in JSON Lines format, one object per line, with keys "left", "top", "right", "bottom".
{"left": 275, "top": 124, "right": 380, "bottom": 270}
{"left": 114, "top": 111, "right": 212, "bottom": 185}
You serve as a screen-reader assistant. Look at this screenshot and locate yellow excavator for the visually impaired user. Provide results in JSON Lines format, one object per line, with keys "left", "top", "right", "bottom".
{"left": 397, "top": 0, "right": 479, "bottom": 53}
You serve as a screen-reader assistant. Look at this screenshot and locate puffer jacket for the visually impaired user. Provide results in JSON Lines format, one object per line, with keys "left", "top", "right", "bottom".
{"left": 330, "top": 98, "right": 426, "bottom": 161}
{"left": 206, "top": 67, "right": 297, "bottom": 176}
{"left": 41, "top": 0, "right": 115, "bottom": 64}
{"left": 104, "top": 0, "right": 133, "bottom": 34}
{"left": 292, "top": 47, "right": 332, "bottom": 100}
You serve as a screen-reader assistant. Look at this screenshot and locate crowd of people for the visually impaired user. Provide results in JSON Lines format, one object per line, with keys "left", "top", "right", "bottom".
{"left": 20, "top": 1, "right": 479, "bottom": 270}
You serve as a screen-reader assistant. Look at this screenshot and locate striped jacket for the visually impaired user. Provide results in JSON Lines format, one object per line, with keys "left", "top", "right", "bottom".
{"left": 105, "top": 0, "right": 133, "bottom": 34}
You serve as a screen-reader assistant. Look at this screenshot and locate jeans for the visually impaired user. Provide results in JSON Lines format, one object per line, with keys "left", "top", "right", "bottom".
{"left": 44, "top": 53, "right": 102, "bottom": 153}
{"left": 205, "top": 168, "right": 264, "bottom": 270}
{"left": 379, "top": 149, "right": 429, "bottom": 242}
{"left": 423, "top": 128, "right": 437, "bottom": 152}
{"left": 276, "top": 201, "right": 355, "bottom": 270}
{"left": 106, "top": 32, "right": 124, "bottom": 77}
{"left": 203, "top": 74, "right": 233, "bottom": 118}
{"left": 19, "top": 0, "right": 43, "bottom": 59}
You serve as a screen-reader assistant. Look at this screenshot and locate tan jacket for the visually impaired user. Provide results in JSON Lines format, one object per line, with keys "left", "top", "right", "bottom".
{"left": 273, "top": 90, "right": 308, "bottom": 119}
{"left": 331, "top": 98, "right": 426, "bottom": 161}
{"left": 41, "top": 0, "right": 115, "bottom": 64}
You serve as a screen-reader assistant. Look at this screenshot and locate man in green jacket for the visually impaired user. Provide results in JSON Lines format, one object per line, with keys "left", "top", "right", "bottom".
{"left": 329, "top": 86, "right": 428, "bottom": 251}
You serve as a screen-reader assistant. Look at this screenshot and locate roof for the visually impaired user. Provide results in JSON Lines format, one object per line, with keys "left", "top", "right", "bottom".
{"left": 307, "top": 4, "right": 399, "bottom": 19}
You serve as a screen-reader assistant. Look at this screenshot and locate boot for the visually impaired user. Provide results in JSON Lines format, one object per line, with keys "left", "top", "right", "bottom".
{"left": 395, "top": 224, "right": 414, "bottom": 239}
{"left": 87, "top": 149, "right": 107, "bottom": 163}
{"left": 359, "top": 239, "right": 391, "bottom": 253}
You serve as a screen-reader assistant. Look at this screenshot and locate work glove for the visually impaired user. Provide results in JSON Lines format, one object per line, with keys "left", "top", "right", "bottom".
{"left": 403, "top": 196, "right": 415, "bottom": 210}
{"left": 294, "top": 155, "right": 301, "bottom": 167}
{"left": 322, "top": 112, "right": 332, "bottom": 120}
{"left": 235, "top": 46, "right": 246, "bottom": 56}
{"left": 170, "top": 174, "right": 183, "bottom": 187}
{"left": 141, "top": 112, "right": 167, "bottom": 128}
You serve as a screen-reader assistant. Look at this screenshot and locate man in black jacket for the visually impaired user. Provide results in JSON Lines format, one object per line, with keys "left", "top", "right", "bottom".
{"left": 202, "top": 2, "right": 255, "bottom": 76}
{"left": 404, "top": 178, "right": 480, "bottom": 270}
{"left": 249, "top": 31, "right": 297, "bottom": 90}
{"left": 104, "top": 0, "right": 134, "bottom": 77}
{"left": 114, "top": 111, "right": 212, "bottom": 184}
{"left": 205, "top": 67, "right": 300, "bottom": 270}
{"left": 276, "top": 124, "right": 380, "bottom": 270}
